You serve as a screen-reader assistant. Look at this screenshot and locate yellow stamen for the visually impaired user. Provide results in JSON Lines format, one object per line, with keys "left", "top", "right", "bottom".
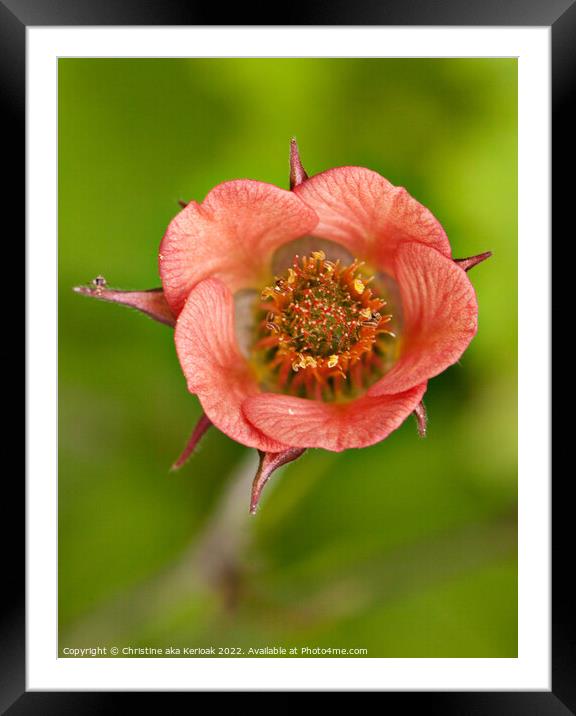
{"left": 353, "top": 278, "right": 365, "bottom": 295}
{"left": 257, "top": 252, "right": 396, "bottom": 399}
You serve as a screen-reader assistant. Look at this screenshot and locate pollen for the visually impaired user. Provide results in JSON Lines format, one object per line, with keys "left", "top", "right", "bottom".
{"left": 255, "top": 252, "right": 396, "bottom": 400}
{"left": 353, "top": 278, "right": 365, "bottom": 295}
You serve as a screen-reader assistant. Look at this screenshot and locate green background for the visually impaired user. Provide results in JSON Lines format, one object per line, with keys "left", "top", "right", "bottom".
{"left": 58, "top": 58, "right": 517, "bottom": 657}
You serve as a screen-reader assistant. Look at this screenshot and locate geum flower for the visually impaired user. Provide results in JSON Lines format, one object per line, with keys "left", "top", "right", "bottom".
{"left": 76, "top": 140, "right": 490, "bottom": 513}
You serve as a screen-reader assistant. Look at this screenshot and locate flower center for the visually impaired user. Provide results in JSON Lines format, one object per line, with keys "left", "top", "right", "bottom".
{"left": 254, "top": 251, "right": 396, "bottom": 400}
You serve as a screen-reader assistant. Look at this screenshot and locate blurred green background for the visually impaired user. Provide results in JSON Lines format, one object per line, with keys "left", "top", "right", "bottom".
{"left": 58, "top": 59, "right": 517, "bottom": 657}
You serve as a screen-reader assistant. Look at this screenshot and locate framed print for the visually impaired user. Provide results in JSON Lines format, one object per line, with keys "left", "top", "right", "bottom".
{"left": 8, "top": 0, "right": 568, "bottom": 709}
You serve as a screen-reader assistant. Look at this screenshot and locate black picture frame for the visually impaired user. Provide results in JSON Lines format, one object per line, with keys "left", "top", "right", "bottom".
{"left": 8, "top": 0, "right": 566, "bottom": 710}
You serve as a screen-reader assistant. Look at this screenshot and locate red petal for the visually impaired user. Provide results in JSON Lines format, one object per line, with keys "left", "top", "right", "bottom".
{"left": 73, "top": 285, "right": 175, "bottom": 326}
{"left": 171, "top": 413, "right": 212, "bottom": 470}
{"left": 159, "top": 180, "right": 318, "bottom": 315}
{"left": 369, "top": 243, "right": 478, "bottom": 396}
{"left": 250, "top": 447, "right": 306, "bottom": 514}
{"left": 174, "top": 278, "right": 288, "bottom": 452}
{"left": 294, "top": 166, "right": 451, "bottom": 271}
{"left": 243, "top": 383, "right": 427, "bottom": 452}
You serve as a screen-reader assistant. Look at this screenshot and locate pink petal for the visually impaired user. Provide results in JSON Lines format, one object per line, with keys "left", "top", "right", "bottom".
{"left": 73, "top": 285, "right": 175, "bottom": 326}
{"left": 369, "top": 243, "right": 478, "bottom": 397}
{"left": 243, "top": 383, "right": 427, "bottom": 452}
{"left": 294, "top": 166, "right": 452, "bottom": 271}
{"left": 250, "top": 447, "right": 306, "bottom": 514}
{"left": 159, "top": 180, "right": 318, "bottom": 315}
{"left": 174, "top": 278, "right": 288, "bottom": 452}
{"left": 171, "top": 413, "right": 212, "bottom": 471}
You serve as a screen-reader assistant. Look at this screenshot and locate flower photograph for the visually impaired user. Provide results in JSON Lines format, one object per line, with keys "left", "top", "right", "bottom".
{"left": 59, "top": 58, "right": 517, "bottom": 658}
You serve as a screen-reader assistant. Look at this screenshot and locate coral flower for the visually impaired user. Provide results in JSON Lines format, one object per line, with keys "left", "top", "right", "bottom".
{"left": 76, "top": 141, "right": 490, "bottom": 512}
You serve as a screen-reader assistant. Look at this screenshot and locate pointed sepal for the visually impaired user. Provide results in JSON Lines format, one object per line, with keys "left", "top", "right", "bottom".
{"left": 289, "top": 138, "right": 309, "bottom": 190}
{"left": 413, "top": 400, "right": 427, "bottom": 438}
{"left": 454, "top": 251, "right": 492, "bottom": 272}
{"left": 249, "top": 447, "right": 306, "bottom": 514}
{"left": 74, "top": 279, "right": 176, "bottom": 327}
{"left": 171, "top": 413, "right": 213, "bottom": 471}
